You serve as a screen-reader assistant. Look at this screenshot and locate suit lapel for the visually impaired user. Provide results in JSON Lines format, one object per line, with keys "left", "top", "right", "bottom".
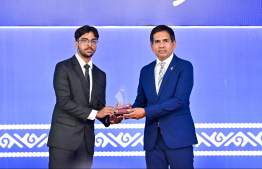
{"left": 90, "top": 64, "right": 99, "bottom": 107}
{"left": 145, "top": 61, "right": 158, "bottom": 103}
{"left": 157, "top": 54, "right": 179, "bottom": 101}
{"left": 71, "top": 56, "right": 90, "bottom": 102}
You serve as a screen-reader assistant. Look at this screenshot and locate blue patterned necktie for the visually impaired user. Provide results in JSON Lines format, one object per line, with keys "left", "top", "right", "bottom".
{"left": 84, "top": 64, "right": 90, "bottom": 104}
{"left": 158, "top": 62, "right": 166, "bottom": 87}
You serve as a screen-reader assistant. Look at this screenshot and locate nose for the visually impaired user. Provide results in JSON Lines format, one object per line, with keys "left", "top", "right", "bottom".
{"left": 87, "top": 41, "right": 92, "bottom": 46}
{"left": 159, "top": 41, "right": 165, "bottom": 47}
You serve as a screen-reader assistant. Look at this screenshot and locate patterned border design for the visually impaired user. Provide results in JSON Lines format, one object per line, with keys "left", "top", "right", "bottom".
{"left": 195, "top": 123, "right": 262, "bottom": 128}
{"left": 1, "top": 123, "right": 262, "bottom": 157}
{"left": 1, "top": 151, "right": 262, "bottom": 157}
{"left": 1, "top": 123, "right": 262, "bottom": 130}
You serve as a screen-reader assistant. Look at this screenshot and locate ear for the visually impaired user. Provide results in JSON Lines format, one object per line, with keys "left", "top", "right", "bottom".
{"left": 75, "top": 41, "right": 78, "bottom": 49}
{"left": 150, "top": 44, "right": 154, "bottom": 52}
{"left": 172, "top": 41, "right": 177, "bottom": 50}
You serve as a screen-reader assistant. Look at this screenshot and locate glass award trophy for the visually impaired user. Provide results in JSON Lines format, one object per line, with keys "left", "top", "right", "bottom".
{"left": 115, "top": 85, "right": 129, "bottom": 116}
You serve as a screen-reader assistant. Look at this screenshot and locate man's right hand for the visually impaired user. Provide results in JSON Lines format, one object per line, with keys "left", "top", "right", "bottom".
{"left": 96, "top": 106, "right": 116, "bottom": 118}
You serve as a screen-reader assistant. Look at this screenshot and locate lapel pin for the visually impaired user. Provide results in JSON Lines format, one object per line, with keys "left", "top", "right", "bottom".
{"left": 170, "top": 67, "right": 173, "bottom": 70}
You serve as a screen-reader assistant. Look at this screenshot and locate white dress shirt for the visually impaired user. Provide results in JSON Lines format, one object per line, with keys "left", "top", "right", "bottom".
{"left": 154, "top": 53, "right": 174, "bottom": 94}
{"left": 75, "top": 53, "right": 97, "bottom": 120}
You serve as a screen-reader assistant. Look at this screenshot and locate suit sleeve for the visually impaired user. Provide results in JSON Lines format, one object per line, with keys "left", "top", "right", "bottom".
{"left": 54, "top": 63, "right": 92, "bottom": 121}
{"left": 132, "top": 70, "right": 148, "bottom": 108}
{"left": 96, "top": 76, "right": 110, "bottom": 127}
{"left": 145, "top": 62, "right": 194, "bottom": 120}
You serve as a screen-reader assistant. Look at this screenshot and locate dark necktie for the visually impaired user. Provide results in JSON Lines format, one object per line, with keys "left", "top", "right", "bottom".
{"left": 84, "top": 64, "right": 90, "bottom": 104}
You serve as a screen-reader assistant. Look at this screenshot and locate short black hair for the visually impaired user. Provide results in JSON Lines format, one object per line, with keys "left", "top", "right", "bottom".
{"left": 150, "top": 25, "right": 176, "bottom": 44}
{"left": 74, "top": 25, "right": 99, "bottom": 41}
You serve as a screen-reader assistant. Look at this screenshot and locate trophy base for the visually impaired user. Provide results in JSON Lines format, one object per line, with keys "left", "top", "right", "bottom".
{"left": 115, "top": 108, "right": 129, "bottom": 116}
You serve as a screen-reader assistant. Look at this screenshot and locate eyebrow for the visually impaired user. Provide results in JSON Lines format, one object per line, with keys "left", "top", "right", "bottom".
{"left": 80, "top": 38, "right": 97, "bottom": 40}
{"left": 154, "top": 38, "right": 169, "bottom": 41}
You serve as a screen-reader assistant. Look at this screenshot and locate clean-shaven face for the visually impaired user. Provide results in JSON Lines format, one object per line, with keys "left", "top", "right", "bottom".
{"left": 151, "top": 31, "right": 176, "bottom": 61}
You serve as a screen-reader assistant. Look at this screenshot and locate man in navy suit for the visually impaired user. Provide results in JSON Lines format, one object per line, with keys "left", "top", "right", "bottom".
{"left": 124, "top": 25, "right": 198, "bottom": 168}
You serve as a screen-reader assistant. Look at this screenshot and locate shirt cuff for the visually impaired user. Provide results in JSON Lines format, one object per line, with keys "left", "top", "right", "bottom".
{"left": 87, "top": 110, "right": 98, "bottom": 120}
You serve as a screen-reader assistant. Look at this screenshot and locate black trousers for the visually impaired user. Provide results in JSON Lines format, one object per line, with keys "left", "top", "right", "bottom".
{"left": 49, "top": 137, "right": 93, "bottom": 169}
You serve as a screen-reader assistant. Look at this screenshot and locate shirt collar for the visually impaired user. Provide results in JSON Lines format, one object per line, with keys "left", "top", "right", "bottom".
{"left": 156, "top": 53, "right": 174, "bottom": 66}
{"left": 75, "top": 53, "right": 93, "bottom": 70}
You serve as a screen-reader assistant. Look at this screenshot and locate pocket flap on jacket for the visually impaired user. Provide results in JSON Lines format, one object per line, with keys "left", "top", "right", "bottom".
{"left": 56, "top": 115, "right": 76, "bottom": 127}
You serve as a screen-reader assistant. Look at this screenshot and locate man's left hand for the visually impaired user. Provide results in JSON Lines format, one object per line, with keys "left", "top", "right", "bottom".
{"left": 109, "top": 115, "right": 123, "bottom": 124}
{"left": 123, "top": 108, "right": 146, "bottom": 120}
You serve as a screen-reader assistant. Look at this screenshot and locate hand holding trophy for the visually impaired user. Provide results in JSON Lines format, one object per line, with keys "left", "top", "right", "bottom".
{"left": 115, "top": 86, "right": 132, "bottom": 116}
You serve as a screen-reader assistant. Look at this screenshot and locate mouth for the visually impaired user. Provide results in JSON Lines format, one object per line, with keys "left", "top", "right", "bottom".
{"left": 85, "top": 47, "right": 93, "bottom": 52}
{"left": 159, "top": 50, "right": 166, "bottom": 54}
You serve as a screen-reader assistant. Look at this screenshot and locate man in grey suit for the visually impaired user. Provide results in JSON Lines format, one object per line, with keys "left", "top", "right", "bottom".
{"left": 47, "top": 25, "right": 123, "bottom": 169}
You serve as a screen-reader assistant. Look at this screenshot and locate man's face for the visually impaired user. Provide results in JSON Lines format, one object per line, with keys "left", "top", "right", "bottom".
{"left": 75, "top": 32, "right": 97, "bottom": 58}
{"left": 151, "top": 31, "right": 176, "bottom": 61}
